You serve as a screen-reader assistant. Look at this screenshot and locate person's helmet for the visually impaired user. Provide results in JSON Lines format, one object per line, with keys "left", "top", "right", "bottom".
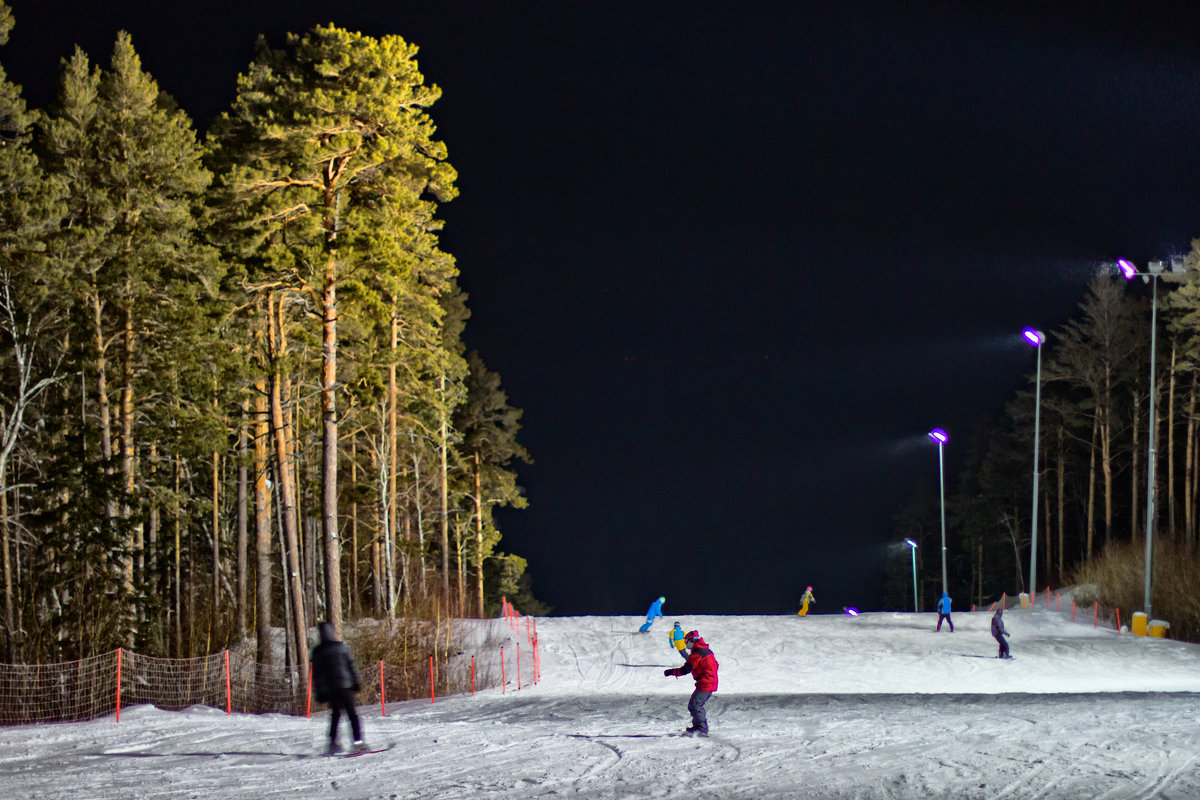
{"left": 806, "top": 586, "right": 812, "bottom": 592}
{"left": 673, "top": 621, "right": 681, "bottom": 627}
{"left": 659, "top": 596, "right": 666, "bottom": 603}
{"left": 684, "top": 629, "right": 700, "bottom": 644}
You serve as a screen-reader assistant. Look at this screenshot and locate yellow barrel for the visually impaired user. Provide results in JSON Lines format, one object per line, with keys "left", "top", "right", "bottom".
{"left": 1149, "top": 620, "right": 1170, "bottom": 638}
{"left": 1132, "top": 611, "right": 1148, "bottom": 637}
{"left": 1019, "top": 592, "right": 1031, "bottom": 610}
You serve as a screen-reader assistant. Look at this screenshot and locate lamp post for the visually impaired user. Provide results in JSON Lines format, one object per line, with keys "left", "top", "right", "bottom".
{"left": 1117, "top": 257, "right": 1186, "bottom": 619}
{"left": 904, "top": 538, "right": 919, "bottom": 613}
{"left": 928, "top": 428, "right": 949, "bottom": 596}
{"left": 1023, "top": 328, "right": 1045, "bottom": 607}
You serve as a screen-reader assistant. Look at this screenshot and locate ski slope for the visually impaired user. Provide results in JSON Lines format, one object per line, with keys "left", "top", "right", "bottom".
{"left": 3, "top": 610, "right": 1200, "bottom": 799}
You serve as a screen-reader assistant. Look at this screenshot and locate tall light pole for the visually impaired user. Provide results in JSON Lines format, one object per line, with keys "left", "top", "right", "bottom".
{"left": 928, "top": 428, "right": 949, "bottom": 596}
{"left": 904, "top": 538, "right": 919, "bottom": 613}
{"left": 1023, "top": 328, "right": 1045, "bottom": 607}
{"left": 1117, "top": 257, "right": 1185, "bottom": 619}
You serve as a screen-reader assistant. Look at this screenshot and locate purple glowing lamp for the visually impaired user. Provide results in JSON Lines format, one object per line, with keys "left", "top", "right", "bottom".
{"left": 1117, "top": 258, "right": 1137, "bottom": 280}
{"left": 1022, "top": 328, "right": 1045, "bottom": 347}
{"left": 928, "top": 428, "right": 948, "bottom": 445}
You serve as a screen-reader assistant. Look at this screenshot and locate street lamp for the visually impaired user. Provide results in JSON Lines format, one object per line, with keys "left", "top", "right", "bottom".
{"left": 928, "top": 428, "right": 949, "bottom": 596}
{"left": 904, "top": 538, "right": 919, "bottom": 613}
{"left": 1023, "top": 328, "right": 1045, "bottom": 607}
{"left": 1117, "top": 257, "right": 1186, "bottom": 619}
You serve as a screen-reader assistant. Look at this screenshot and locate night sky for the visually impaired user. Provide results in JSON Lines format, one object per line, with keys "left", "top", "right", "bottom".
{"left": 7, "top": 2, "right": 1200, "bottom": 616}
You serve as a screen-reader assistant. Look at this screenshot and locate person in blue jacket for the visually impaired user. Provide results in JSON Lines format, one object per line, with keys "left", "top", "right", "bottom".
{"left": 668, "top": 621, "right": 688, "bottom": 659}
{"left": 936, "top": 591, "right": 954, "bottom": 632}
{"left": 638, "top": 596, "right": 665, "bottom": 632}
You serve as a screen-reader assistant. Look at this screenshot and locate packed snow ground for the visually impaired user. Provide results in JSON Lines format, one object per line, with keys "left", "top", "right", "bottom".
{"left": 3, "top": 610, "right": 1200, "bottom": 799}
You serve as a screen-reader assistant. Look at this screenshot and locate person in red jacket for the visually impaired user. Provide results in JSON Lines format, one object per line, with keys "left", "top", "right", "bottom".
{"left": 663, "top": 629, "right": 718, "bottom": 736}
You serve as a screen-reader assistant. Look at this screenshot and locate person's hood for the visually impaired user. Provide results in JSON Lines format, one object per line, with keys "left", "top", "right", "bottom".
{"left": 691, "top": 636, "right": 709, "bottom": 650}
{"left": 942, "top": 592, "right": 950, "bottom": 599}
{"left": 993, "top": 609, "right": 1003, "bottom": 617}
{"left": 318, "top": 622, "right": 337, "bottom": 643}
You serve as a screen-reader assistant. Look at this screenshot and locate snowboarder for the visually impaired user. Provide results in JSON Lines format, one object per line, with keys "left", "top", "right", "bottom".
{"left": 638, "top": 596, "right": 665, "bottom": 632}
{"left": 798, "top": 586, "right": 815, "bottom": 616}
{"left": 668, "top": 621, "right": 688, "bottom": 659}
{"left": 991, "top": 607, "right": 1012, "bottom": 659}
{"left": 663, "top": 629, "right": 719, "bottom": 736}
{"left": 311, "top": 621, "right": 365, "bottom": 753}
{"left": 936, "top": 591, "right": 954, "bottom": 632}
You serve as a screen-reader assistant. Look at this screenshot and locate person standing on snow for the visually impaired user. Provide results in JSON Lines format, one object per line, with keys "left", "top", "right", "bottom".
{"left": 936, "top": 591, "right": 954, "bottom": 632}
{"left": 668, "top": 621, "right": 688, "bottom": 659}
{"left": 639, "top": 596, "right": 666, "bottom": 632}
{"left": 991, "top": 607, "right": 1012, "bottom": 659}
{"left": 664, "top": 630, "right": 719, "bottom": 736}
{"left": 311, "top": 621, "right": 365, "bottom": 753}
{"left": 798, "top": 586, "right": 815, "bottom": 616}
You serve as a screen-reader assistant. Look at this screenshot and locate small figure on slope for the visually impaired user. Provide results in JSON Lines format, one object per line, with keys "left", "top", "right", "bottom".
{"left": 663, "top": 630, "right": 719, "bottom": 736}
{"left": 638, "top": 596, "right": 666, "bottom": 633}
{"left": 311, "top": 621, "right": 365, "bottom": 753}
{"left": 668, "top": 621, "right": 688, "bottom": 660}
{"left": 991, "top": 607, "right": 1012, "bottom": 659}
{"left": 798, "top": 586, "right": 815, "bottom": 616}
{"left": 936, "top": 591, "right": 954, "bottom": 632}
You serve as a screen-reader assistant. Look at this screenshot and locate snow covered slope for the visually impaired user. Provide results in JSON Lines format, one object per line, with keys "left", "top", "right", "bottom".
{"left": 3, "top": 611, "right": 1200, "bottom": 799}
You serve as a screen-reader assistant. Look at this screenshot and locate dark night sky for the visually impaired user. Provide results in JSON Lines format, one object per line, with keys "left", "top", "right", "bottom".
{"left": 7, "top": 2, "right": 1200, "bottom": 616}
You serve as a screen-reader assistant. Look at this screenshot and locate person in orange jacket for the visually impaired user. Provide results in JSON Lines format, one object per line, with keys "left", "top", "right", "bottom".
{"left": 663, "top": 630, "right": 718, "bottom": 736}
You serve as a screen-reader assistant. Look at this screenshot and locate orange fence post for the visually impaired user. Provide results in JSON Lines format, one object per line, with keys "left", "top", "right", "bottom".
{"left": 380, "top": 660, "right": 386, "bottom": 716}
{"left": 1116, "top": 608, "right": 1122, "bottom": 633}
{"left": 1045, "top": 587, "right": 1049, "bottom": 608}
{"left": 429, "top": 655, "right": 435, "bottom": 704}
{"left": 224, "top": 650, "right": 232, "bottom": 715}
{"left": 501, "top": 647, "right": 506, "bottom": 693}
{"left": 116, "top": 647, "right": 122, "bottom": 723}
{"left": 1094, "top": 601, "right": 1098, "bottom": 628}
{"left": 1056, "top": 591, "right": 1060, "bottom": 612}
{"left": 1072, "top": 601, "right": 1076, "bottom": 622}
{"left": 306, "top": 663, "right": 313, "bottom": 718}
{"left": 1002, "top": 592, "right": 1006, "bottom": 609}
{"left": 471, "top": 656, "right": 476, "bottom": 696}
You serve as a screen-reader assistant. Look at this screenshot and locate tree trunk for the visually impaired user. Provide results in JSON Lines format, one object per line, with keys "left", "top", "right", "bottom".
{"left": 439, "top": 373, "right": 450, "bottom": 602}
{"left": 1131, "top": 390, "right": 1140, "bottom": 543}
{"left": 1056, "top": 425, "right": 1065, "bottom": 584}
{"left": 474, "top": 451, "right": 485, "bottom": 617}
{"left": 120, "top": 304, "right": 137, "bottom": 635}
{"left": 1168, "top": 346, "right": 1177, "bottom": 536}
{"left": 1186, "top": 372, "right": 1197, "bottom": 549}
{"left": 1087, "top": 412, "right": 1098, "bottom": 560}
{"left": 268, "top": 293, "right": 307, "bottom": 674}
{"left": 236, "top": 400, "right": 249, "bottom": 641}
{"left": 253, "top": 381, "right": 272, "bottom": 664}
{"left": 321, "top": 255, "right": 343, "bottom": 635}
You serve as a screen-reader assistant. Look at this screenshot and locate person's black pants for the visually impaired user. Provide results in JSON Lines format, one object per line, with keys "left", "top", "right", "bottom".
{"left": 327, "top": 687, "right": 362, "bottom": 744}
{"left": 993, "top": 633, "right": 1009, "bottom": 659}
{"left": 937, "top": 612, "right": 953, "bottom": 631}
{"left": 687, "top": 689, "right": 712, "bottom": 733}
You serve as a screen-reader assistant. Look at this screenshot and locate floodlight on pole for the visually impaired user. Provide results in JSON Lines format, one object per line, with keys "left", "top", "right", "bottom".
{"left": 904, "top": 538, "right": 919, "bottom": 613}
{"left": 1117, "top": 256, "right": 1186, "bottom": 619}
{"left": 1023, "top": 328, "right": 1045, "bottom": 607}
{"left": 928, "top": 428, "right": 948, "bottom": 595}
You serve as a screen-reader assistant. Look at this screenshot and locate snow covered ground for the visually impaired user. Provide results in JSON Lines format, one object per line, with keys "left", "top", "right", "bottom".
{"left": 3, "top": 610, "right": 1200, "bottom": 798}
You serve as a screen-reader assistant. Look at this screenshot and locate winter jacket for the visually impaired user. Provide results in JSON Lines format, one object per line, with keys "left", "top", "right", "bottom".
{"left": 667, "top": 637, "right": 718, "bottom": 691}
{"left": 311, "top": 622, "right": 361, "bottom": 702}
{"left": 990, "top": 612, "right": 1008, "bottom": 638}
{"left": 938, "top": 593, "right": 952, "bottom": 614}
{"left": 646, "top": 598, "right": 664, "bottom": 621}
{"left": 669, "top": 625, "right": 687, "bottom": 652}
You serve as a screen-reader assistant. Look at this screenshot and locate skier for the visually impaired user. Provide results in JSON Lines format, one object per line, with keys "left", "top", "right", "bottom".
{"left": 991, "top": 607, "right": 1012, "bottom": 659}
{"left": 798, "top": 586, "right": 815, "bottom": 616}
{"left": 638, "top": 596, "right": 666, "bottom": 632}
{"left": 664, "top": 630, "right": 719, "bottom": 735}
{"left": 668, "top": 621, "right": 688, "bottom": 659}
{"left": 936, "top": 591, "right": 954, "bottom": 632}
{"left": 311, "top": 621, "right": 365, "bottom": 753}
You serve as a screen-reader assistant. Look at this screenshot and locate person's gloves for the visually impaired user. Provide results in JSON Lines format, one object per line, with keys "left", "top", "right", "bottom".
{"left": 1005, "top": 633, "right": 1011, "bottom": 638}
{"left": 663, "top": 669, "right": 674, "bottom": 677}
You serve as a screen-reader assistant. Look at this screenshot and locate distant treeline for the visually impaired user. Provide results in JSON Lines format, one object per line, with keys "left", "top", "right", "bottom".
{"left": 0, "top": 3, "right": 537, "bottom": 669}
{"left": 889, "top": 257, "right": 1200, "bottom": 616}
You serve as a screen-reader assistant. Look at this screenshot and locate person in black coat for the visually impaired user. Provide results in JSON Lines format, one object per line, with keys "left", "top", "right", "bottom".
{"left": 311, "top": 621, "right": 363, "bottom": 753}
